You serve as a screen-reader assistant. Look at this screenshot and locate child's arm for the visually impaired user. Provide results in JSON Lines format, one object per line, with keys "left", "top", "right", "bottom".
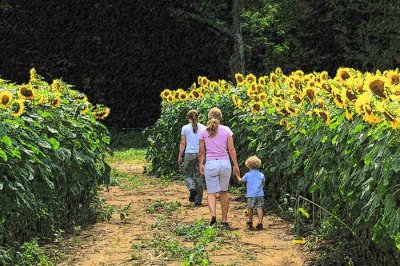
{"left": 235, "top": 173, "right": 245, "bottom": 184}
{"left": 262, "top": 173, "right": 266, "bottom": 188}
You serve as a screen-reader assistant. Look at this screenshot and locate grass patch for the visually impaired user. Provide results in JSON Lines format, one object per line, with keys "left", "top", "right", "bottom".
{"left": 107, "top": 148, "right": 147, "bottom": 164}
{"left": 146, "top": 200, "right": 181, "bottom": 215}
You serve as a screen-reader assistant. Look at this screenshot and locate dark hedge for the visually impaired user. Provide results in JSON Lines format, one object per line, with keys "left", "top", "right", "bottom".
{"left": 0, "top": 0, "right": 231, "bottom": 128}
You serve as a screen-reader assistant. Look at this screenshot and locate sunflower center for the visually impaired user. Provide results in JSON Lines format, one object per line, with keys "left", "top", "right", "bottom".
{"left": 21, "top": 87, "right": 33, "bottom": 97}
{"left": 2, "top": 95, "right": 10, "bottom": 105}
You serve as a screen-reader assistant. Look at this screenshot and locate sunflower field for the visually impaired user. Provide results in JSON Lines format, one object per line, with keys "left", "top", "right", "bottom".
{"left": 0, "top": 69, "right": 110, "bottom": 263}
{"left": 148, "top": 67, "right": 400, "bottom": 262}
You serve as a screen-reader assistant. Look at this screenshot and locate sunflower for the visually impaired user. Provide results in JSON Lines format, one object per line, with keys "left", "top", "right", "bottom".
{"left": 160, "top": 89, "right": 172, "bottom": 99}
{"left": 269, "top": 73, "right": 277, "bottom": 86}
{"left": 51, "top": 96, "right": 61, "bottom": 107}
{"left": 19, "top": 86, "right": 35, "bottom": 100}
{"left": 190, "top": 89, "right": 201, "bottom": 100}
{"left": 365, "top": 75, "right": 386, "bottom": 98}
{"left": 305, "top": 87, "right": 316, "bottom": 102}
{"left": 259, "top": 92, "right": 267, "bottom": 101}
{"left": 345, "top": 87, "right": 357, "bottom": 103}
{"left": 166, "top": 95, "right": 174, "bottom": 103}
{"left": 202, "top": 77, "right": 210, "bottom": 87}
{"left": 293, "top": 70, "right": 304, "bottom": 78}
{"left": 10, "top": 99, "right": 24, "bottom": 117}
{"left": 246, "top": 73, "right": 256, "bottom": 84}
{"left": 275, "top": 67, "right": 282, "bottom": 76}
{"left": 236, "top": 98, "right": 244, "bottom": 109}
{"left": 29, "top": 67, "right": 37, "bottom": 81}
{"left": 197, "top": 76, "right": 203, "bottom": 86}
{"left": 0, "top": 91, "right": 13, "bottom": 108}
{"left": 178, "top": 91, "right": 188, "bottom": 101}
{"left": 386, "top": 70, "right": 400, "bottom": 86}
{"left": 94, "top": 107, "right": 111, "bottom": 120}
{"left": 345, "top": 107, "right": 353, "bottom": 121}
{"left": 315, "top": 108, "right": 331, "bottom": 125}
{"left": 332, "top": 89, "right": 346, "bottom": 109}
{"left": 51, "top": 79, "right": 64, "bottom": 93}
{"left": 235, "top": 73, "right": 245, "bottom": 86}
{"left": 231, "top": 94, "right": 238, "bottom": 105}
{"left": 355, "top": 92, "right": 372, "bottom": 115}
{"left": 319, "top": 71, "right": 329, "bottom": 81}
{"left": 247, "top": 82, "right": 258, "bottom": 97}
{"left": 258, "top": 76, "right": 267, "bottom": 86}
{"left": 285, "top": 102, "right": 298, "bottom": 116}
{"left": 250, "top": 101, "right": 263, "bottom": 114}
{"left": 363, "top": 112, "right": 382, "bottom": 124}
{"left": 336, "top": 67, "right": 352, "bottom": 83}
{"left": 80, "top": 104, "right": 90, "bottom": 114}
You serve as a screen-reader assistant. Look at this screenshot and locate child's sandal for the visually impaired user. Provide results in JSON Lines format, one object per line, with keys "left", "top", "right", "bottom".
{"left": 255, "top": 223, "right": 263, "bottom": 230}
{"left": 246, "top": 221, "right": 253, "bottom": 230}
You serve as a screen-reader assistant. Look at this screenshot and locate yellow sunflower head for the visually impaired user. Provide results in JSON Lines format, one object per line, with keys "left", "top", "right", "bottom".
{"left": 29, "top": 67, "right": 37, "bottom": 81}
{"left": 93, "top": 107, "right": 111, "bottom": 120}
{"left": 319, "top": 71, "right": 329, "bottom": 81}
{"left": 336, "top": 67, "right": 352, "bottom": 83}
{"left": 305, "top": 87, "right": 316, "bottom": 102}
{"left": 386, "top": 70, "right": 400, "bottom": 86}
{"left": 10, "top": 99, "right": 24, "bottom": 117}
{"left": 161, "top": 89, "right": 172, "bottom": 99}
{"left": 258, "top": 76, "right": 267, "bottom": 86}
{"left": 315, "top": 108, "right": 331, "bottom": 125}
{"left": 190, "top": 89, "right": 201, "bottom": 100}
{"left": 51, "top": 96, "right": 61, "bottom": 107}
{"left": 202, "top": 77, "right": 210, "bottom": 87}
{"left": 365, "top": 74, "right": 387, "bottom": 99}
{"left": 269, "top": 73, "right": 277, "bottom": 86}
{"left": 250, "top": 101, "right": 263, "bottom": 114}
{"left": 275, "top": 67, "right": 283, "bottom": 76}
{"left": 235, "top": 73, "right": 245, "bottom": 86}
{"left": 178, "top": 91, "right": 188, "bottom": 101}
{"left": 166, "top": 95, "right": 174, "bottom": 103}
{"left": 246, "top": 73, "right": 256, "bottom": 84}
{"left": 19, "top": 86, "right": 35, "bottom": 100}
{"left": 0, "top": 91, "right": 13, "bottom": 108}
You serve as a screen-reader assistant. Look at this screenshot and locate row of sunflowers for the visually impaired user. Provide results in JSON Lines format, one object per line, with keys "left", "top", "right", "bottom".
{"left": 149, "top": 67, "right": 400, "bottom": 261}
{"left": 0, "top": 69, "right": 111, "bottom": 263}
{"left": 160, "top": 67, "right": 400, "bottom": 129}
{"left": 0, "top": 68, "right": 110, "bottom": 120}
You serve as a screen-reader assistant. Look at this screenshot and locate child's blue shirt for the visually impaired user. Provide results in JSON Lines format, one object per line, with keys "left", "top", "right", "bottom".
{"left": 242, "top": 169, "right": 265, "bottom": 197}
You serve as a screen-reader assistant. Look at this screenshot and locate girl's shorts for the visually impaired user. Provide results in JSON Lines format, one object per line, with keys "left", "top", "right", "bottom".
{"left": 204, "top": 159, "right": 231, "bottom": 193}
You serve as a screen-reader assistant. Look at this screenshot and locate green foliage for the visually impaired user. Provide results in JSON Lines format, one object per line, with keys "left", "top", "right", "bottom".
{"left": 0, "top": 239, "right": 53, "bottom": 266}
{"left": 146, "top": 200, "right": 181, "bottom": 215}
{"left": 0, "top": 73, "right": 110, "bottom": 262}
{"left": 148, "top": 81, "right": 400, "bottom": 262}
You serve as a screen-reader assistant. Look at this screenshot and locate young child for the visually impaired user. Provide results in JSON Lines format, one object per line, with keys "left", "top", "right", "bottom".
{"left": 235, "top": 155, "right": 265, "bottom": 230}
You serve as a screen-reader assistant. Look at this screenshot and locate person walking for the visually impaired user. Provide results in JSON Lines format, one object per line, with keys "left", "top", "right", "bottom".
{"left": 178, "top": 109, "right": 206, "bottom": 206}
{"left": 199, "top": 107, "right": 240, "bottom": 227}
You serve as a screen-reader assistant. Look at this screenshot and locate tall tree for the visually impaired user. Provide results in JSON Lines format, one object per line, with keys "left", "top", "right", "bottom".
{"left": 170, "top": 0, "right": 245, "bottom": 78}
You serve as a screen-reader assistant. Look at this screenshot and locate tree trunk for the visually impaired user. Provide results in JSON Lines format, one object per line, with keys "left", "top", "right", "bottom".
{"left": 229, "top": 0, "right": 245, "bottom": 78}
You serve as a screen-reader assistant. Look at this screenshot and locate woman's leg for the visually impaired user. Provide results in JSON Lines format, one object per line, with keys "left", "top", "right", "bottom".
{"left": 207, "top": 193, "right": 217, "bottom": 218}
{"left": 219, "top": 191, "right": 230, "bottom": 223}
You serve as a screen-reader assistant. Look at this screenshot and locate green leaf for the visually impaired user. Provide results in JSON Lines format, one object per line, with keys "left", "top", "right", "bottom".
{"left": 0, "top": 150, "right": 7, "bottom": 161}
{"left": 49, "top": 138, "right": 60, "bottom": 150}
{"left": 1, "top": 135, "right": 12, "bottom": 147}
{"left": 395, "top": 231, "right": 400, "bottom": 250}
{"left": 298, "top": 207, "right": 310, "bottom": 219}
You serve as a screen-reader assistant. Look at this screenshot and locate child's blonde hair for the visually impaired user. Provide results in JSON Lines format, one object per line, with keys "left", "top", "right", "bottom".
{"left": 245, "top": 155, "right": 262, "bottom": 169}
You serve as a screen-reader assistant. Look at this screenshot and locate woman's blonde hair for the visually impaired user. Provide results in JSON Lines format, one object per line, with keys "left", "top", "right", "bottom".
{"left": 187, "top": 109, "right": 199, "bottom": 133}
{"left": 206, "top": 107, "right": 222, "bottom": 137}
{"left": 245, "top": 155, "right": 262, "bottom": 169}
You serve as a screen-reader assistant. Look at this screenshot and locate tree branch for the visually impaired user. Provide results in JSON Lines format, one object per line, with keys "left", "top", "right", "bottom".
{"left": 169, "top": 7, "right": 234, "bottom": 39}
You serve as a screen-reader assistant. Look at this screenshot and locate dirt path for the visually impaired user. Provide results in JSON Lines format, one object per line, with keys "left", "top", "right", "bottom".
{"left": 59, "top": 163, "right": 306, "bottom": 266}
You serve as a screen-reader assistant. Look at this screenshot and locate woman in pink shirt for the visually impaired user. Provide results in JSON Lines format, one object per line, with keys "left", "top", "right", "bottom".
{"left": 199, "top": 107, "right": 240, "bottom": 227}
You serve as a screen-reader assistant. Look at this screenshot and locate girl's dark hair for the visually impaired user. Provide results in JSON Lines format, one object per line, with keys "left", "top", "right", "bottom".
{"left": 187, "top": 109, "right": 199, "bottom": 133}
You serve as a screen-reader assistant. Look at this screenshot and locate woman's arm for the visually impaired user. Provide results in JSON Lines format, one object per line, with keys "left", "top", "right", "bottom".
{"left": 227, "top": 136, "right": 240, "bottom": 177}
{"left": 199, "top": 139, "right": 205, "bottom": 175}
{"left": 177, "top": 135, "right": 186, "bottom": 164}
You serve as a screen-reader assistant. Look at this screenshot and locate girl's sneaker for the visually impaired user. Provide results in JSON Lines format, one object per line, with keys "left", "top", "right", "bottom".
{"left": 255, "top": 223, "right": 263, "bottom": 230}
